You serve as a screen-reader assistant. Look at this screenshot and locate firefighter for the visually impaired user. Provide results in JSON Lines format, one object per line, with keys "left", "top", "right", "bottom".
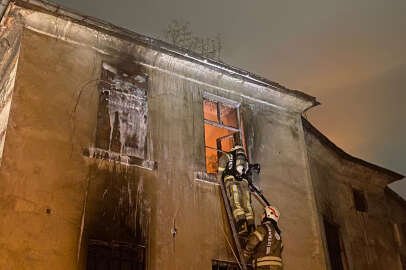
{"left": 243, "top": 206, "right": 283, "bottom": 270}
{"left": 217, "top": 145, "right": 255, "bottom": 236}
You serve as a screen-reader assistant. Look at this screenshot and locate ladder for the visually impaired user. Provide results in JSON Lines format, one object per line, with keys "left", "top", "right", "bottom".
{"left": 219, "top": 178, "right": 248, "bottom": 270}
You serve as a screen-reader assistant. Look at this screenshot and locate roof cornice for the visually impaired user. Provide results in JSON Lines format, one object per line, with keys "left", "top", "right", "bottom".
{"left": 10, "top": 0, "right": 319, "bottom": 113}
{"left": 302, "top": 117, "right": 404, "bottom": 182}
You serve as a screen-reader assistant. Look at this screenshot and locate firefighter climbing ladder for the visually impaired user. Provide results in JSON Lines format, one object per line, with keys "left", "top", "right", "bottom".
{"left": 219, "top": 178, "right": 248, "bottom": 270}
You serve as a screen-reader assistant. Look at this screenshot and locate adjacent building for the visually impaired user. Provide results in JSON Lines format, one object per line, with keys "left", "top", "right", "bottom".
{"left": 0, "top": 1, "right": 404, "bottom": 269}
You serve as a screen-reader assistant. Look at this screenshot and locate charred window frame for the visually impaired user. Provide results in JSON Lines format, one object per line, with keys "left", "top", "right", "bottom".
{"left": 88, "top": 62, "right": 154, "bottom": 169}
{"left": 352, "top": 189, "right": 368, "bottom": 212}
{"left": 202, "top": 93, "right": 246, "bottom": 174}
{"left": 212, "top": 259, "right": 240, "bottom": 270}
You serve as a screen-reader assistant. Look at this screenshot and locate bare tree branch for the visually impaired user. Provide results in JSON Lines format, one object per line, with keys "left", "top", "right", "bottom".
{"left": 163, "top": 19, "right": 223, "bottom": 61}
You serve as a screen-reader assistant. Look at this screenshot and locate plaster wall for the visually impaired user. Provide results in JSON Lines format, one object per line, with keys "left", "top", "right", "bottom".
{"left": 0, "top": 5, "right": 326, "bottom": 270}
{"left": 304, "top": 124, "right": 405, "bottom": 270}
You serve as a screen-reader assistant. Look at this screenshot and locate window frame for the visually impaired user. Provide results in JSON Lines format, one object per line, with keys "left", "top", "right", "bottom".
{"left": 202, "top": 92, "right": 244, "bottom": 174}
{"left": 352, "top": 188, "right": 368, "bottom": 212}
{"left": 86, "top": 62, "right": 156, "bottom": 170}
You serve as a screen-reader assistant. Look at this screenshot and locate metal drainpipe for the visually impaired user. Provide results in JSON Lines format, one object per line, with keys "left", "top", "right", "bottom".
{"left": 0, "top": 0, "right": 10, "bottom": 21}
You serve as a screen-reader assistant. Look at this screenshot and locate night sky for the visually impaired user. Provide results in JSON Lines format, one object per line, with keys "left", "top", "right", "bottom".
{"left": 54, "top": 0, "right": 406, "bottom": 198}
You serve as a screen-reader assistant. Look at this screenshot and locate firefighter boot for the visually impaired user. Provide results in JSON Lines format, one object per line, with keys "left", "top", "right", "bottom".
{"left": 247, "top": 218, "right": 255, "bottom": 234}
{"left": 237, "top": 219, "right": 249, "bottom": 237}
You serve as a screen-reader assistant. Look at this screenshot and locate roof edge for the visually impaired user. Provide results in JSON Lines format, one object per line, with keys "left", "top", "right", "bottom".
{"left": 12, "top": 0, "right": 319, "bottom": 109}
{"left": 384, "top": 186, "right": 406, "bottom": 209}
{"left": 302, "top": 117, "right": 404, "bottom": 181}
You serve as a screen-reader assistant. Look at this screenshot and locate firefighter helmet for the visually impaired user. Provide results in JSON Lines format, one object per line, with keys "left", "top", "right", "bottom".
{"left": 231, "top": 145, "right": 248, "bottom": 175}
{"left": 263, "top": 206, "right": 280, "bottom": 222}
{"left": 231, "top": 145, "right": 244, "bottom": 152}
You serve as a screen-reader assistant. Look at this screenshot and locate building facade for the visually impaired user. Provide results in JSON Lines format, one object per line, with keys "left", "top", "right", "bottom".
{"left": 0, "top": 1, "right": 404, "bottom": 270}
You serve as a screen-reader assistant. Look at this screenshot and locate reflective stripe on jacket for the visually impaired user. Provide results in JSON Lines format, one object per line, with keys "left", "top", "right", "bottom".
{"left": 244, "top": 221, "right": 283, "bottom": 269}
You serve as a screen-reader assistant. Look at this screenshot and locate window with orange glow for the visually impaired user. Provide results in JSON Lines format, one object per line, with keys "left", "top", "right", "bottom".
{"left": 203, "top": 97, "right": 245, "bottom": 174}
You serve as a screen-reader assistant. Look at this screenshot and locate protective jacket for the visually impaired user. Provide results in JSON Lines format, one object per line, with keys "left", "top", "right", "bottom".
{"left": 217, "top": 151, "right": 254, "bottom": 233}
{"left": 243, "top": 221, "right": 283, "bottom": 270}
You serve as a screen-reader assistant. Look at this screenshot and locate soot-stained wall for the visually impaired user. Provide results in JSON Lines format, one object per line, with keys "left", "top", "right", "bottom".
{"left": 0, "top": 5, "right": 326, "bottom": 270}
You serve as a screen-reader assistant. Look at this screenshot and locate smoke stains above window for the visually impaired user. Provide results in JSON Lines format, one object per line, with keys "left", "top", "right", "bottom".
{"left": 203, "top": 94, "right": 245, "bottom": 174}
{"left": 91, "top": 62, "right": 149, "bottom": 166}
{"left": 352, "top": 189, "right": 368, "bottom": 212}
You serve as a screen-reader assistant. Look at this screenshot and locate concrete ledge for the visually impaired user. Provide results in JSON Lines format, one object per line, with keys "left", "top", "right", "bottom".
{"left": 194, "top": 171, "right": 218, "bottom": 185}
{"left": 84, "top": 147, "right": 157, "bottom": 170}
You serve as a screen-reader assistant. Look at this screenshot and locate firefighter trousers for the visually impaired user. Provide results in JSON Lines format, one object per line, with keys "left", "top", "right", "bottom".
{"left": 224, "top": 175, "right": 254, "bottom": 228}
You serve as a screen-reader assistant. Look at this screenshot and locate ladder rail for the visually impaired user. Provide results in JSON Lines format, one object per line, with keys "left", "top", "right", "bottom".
{"left": 219, "top": 179, "right": 248, "bottom": 270}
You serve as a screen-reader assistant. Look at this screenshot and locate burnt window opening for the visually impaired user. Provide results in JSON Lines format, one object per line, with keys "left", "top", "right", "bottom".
{"left": 92, "top": 62, "right": 148, "bottom": 166}
{"left": 203, "top": 95, "right": 246, "bottom": 174}
{"left": 352, "top": 189, "right": 368, "bottom": 212}
{"left": 212, "top": 259, "right": 241, "bottom": 270}
{"left": 85, "top": 166, "right": 149, "bottom": 270}
{"left": 323, "top": 219, "right": 345, "bottom": 270}
{"left": 87, "top": 239, "right": 146, "bottom": 270}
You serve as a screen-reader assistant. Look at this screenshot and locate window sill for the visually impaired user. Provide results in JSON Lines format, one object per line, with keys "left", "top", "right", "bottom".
{"left": 84, "top": 147, "right": 157, "bottom": 170}
{"left": 194, "top": 171, "right": 219, "bottom": 185}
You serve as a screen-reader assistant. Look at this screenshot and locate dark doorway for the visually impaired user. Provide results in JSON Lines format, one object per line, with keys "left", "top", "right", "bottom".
{"left": 84, "top": 165, "right": 149, "bottom": 270}
{"left": 323, "top": 219, "right": 344, "bottom": 270}
{"left": 401, "top": 255, "right": 406, "bottom": 270}
{"left": 87, "top": 239, "right": 146, "bottom": 270}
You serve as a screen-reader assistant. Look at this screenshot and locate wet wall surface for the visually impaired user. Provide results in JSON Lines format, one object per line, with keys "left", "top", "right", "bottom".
{"left": 0, "top": 25, "right": 326, "bottom": 270}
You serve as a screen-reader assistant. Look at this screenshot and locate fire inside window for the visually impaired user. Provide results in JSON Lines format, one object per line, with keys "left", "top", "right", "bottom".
{"left": 203, "top": 97, "right": 245, "bottom": 174}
